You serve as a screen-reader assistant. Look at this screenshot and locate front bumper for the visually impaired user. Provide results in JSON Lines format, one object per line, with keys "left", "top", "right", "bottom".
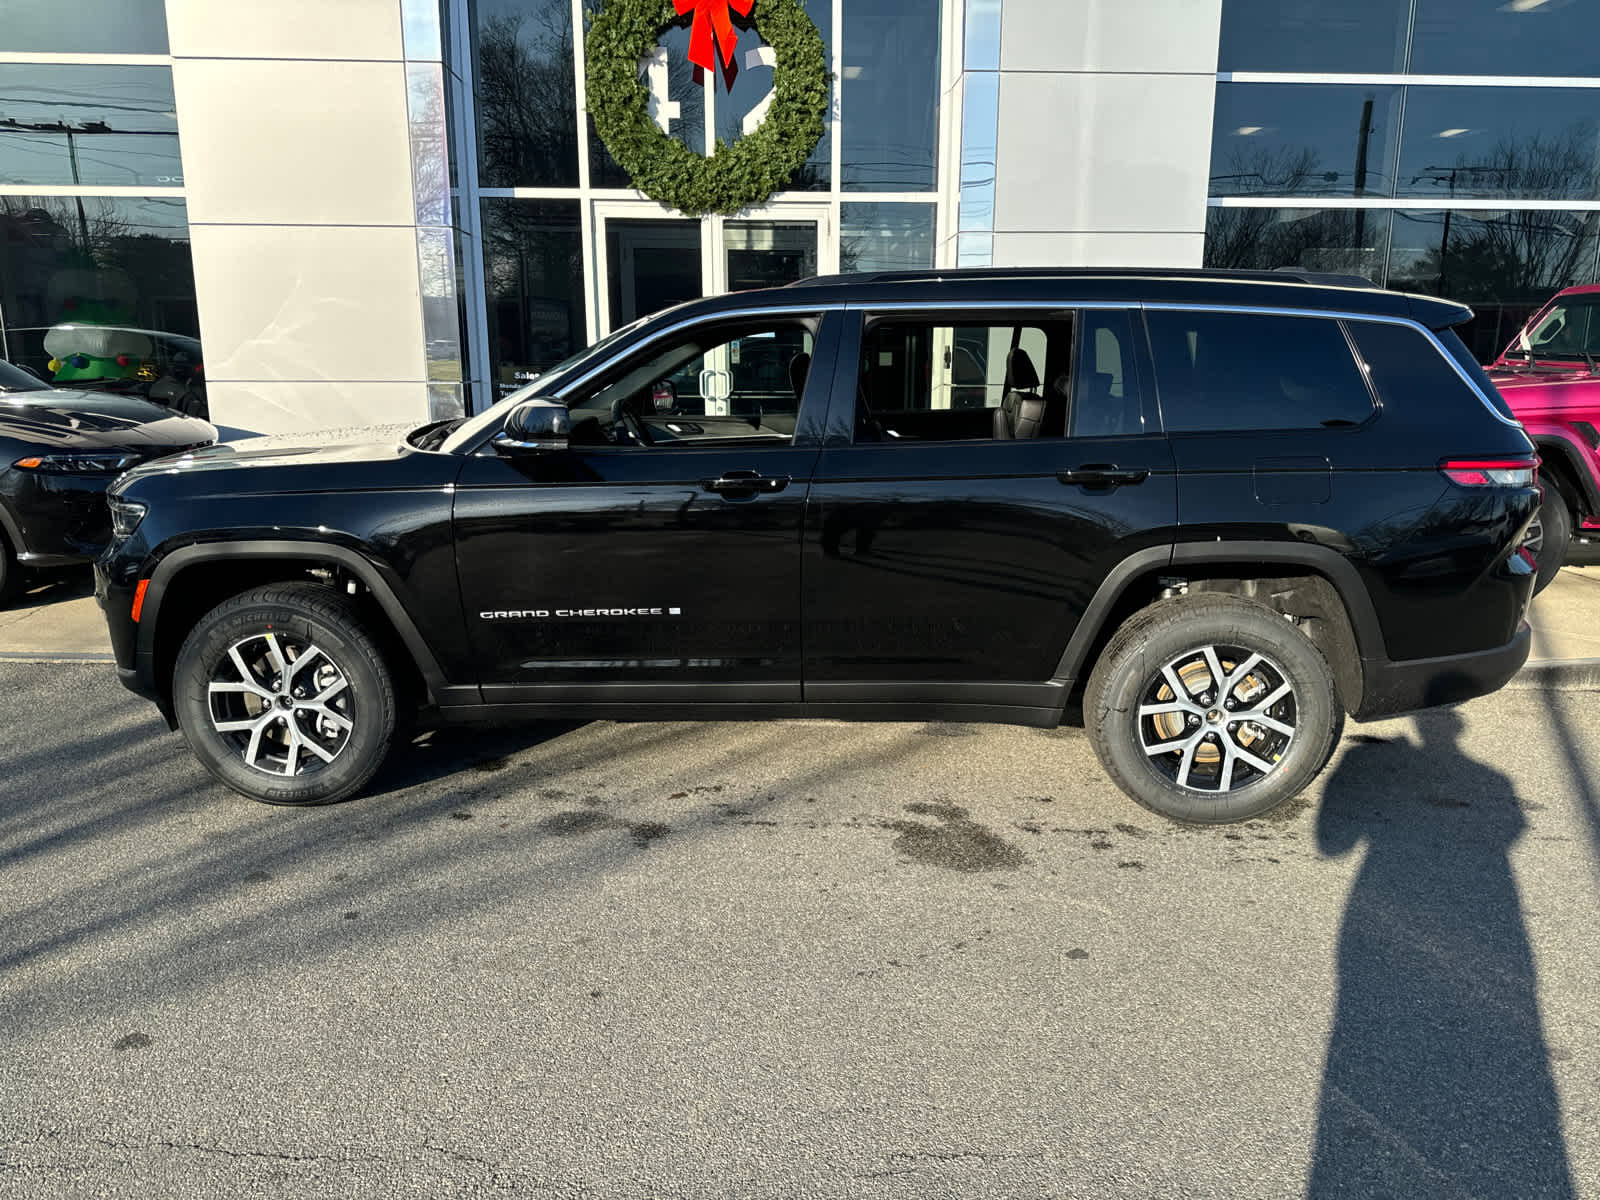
{"left": 5, "top": 472, "right": 114, "bottom": 564}
{"left": 1353, "top": 622, "right": 1532, "bottom": 721}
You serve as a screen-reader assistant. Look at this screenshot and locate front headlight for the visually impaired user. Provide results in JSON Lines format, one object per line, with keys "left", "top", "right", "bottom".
{"left": 14, "top": 451, "right": 140, "bottom": 474}
{"left": 108, "top": 497, "right": 147, "bottom": 538}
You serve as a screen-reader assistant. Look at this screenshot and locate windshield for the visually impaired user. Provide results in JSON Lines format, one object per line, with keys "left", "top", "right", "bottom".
{"left": 1513, "top": 297, "right": 1600, "bottom": 361}
{"left": 0, "top": 359, "right": 51, "bottom": 393}
{"left": 438, "top": 312, "right": 663, "bottom": 454}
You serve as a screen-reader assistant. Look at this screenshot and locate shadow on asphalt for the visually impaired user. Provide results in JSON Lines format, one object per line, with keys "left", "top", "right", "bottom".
{"left": 9, "top": 566, "right": 93, "bottom": 611}
{"left": 0, "top": 665, "right": 936, "bottom": 1035}
{"left": 1309, "top": 708, "right": 1574, "bottom": 1198}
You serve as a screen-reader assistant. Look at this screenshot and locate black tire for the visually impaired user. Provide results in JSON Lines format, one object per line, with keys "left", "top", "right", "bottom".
{"left": 1085, "top": 594, "right": 1344, "bottom": 824}
{"left": 0, "top": 529, "right": 18, "bottom": 606}
{"left": 1530, "top": 485, "right": 1572, "bottom": 596}
{"left": 173, "top": 583, "right": 397, "bottom": 805}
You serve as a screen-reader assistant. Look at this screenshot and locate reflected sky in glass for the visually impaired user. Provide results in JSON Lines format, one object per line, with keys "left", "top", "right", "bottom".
{"left": 1211, "top": 84, "right": 1401, "bottom": 198}
{"left": 841, "top": 203, "right": 935, "bottom": 272}
{"left": 0, "top": 0, "right": 168, "bottom": 54}
{"left": 0, "top": 66, "right": 181, "bottom": 189}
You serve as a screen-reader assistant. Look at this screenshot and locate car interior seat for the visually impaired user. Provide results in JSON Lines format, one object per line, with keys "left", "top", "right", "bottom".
{"left": 993, "top": 347, "right": 1046, "bottom": 439}
{"left": 788, "top": 351, "right": 811, "bottom": 403}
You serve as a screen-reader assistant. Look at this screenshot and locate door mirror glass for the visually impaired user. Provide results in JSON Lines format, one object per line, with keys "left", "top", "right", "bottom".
{"left": 495, "top": 397, "right": 571, "bottom": 452}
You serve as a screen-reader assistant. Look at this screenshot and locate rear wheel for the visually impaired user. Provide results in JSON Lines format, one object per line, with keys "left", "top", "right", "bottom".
{"left": 1085, "top": 594, "right": 1343, "bottom": 824}
{"left": 1528, "top": 485, "right": 1572, "bottom": 595}
{"left": 173, "top": 583, "right": 396, "bottom": 805}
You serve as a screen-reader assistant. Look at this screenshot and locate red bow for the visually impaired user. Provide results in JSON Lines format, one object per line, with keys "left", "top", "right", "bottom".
{"left": 674, "top": 0, "right": 753, "bottom": 72}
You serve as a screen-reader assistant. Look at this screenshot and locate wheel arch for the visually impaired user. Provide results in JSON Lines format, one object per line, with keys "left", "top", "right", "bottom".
{"left": 1058, "top": 541, "right": 1384, "bottom": 716}
{"left": 0, "top": 497, "right": 27, "bottom": 558}
{"left": 1530, "top": 432, "right": 1597, "bottom": 518}
{"left": 139, "top": 541, "right": 449, "bottom": 716}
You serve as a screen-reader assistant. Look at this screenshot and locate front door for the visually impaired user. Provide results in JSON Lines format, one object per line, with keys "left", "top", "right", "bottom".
{"left": 453, "top": 307, "right": 839, "bottom": 703}
{"left": 804, "top": 305, "right": 1179, "bottom": 703}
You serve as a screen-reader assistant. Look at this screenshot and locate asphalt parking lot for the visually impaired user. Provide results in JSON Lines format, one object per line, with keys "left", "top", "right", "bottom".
{"left": 1, "top": 652, "right": 1597, "bottom": 1197}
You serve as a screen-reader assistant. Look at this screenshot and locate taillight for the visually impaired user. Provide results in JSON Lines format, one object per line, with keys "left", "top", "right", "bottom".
{"left": 1439, "top": 457, "right": 1538, "bottom": 487}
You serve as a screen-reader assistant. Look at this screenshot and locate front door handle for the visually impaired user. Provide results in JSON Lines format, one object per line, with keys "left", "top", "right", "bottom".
{"left": 1057, "top": 464, "right": 1150, "bottom": 489}
{"left": 702, "top": 469, "right": 791, "bottom": 498}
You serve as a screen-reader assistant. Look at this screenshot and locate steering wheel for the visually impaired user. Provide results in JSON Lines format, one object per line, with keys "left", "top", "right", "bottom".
{"left": 617, "top": 401, "right": 652, "bottom": 447}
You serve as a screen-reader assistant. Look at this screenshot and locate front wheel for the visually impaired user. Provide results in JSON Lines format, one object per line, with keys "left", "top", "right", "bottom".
{"left": 1085, "top": 594, "right": 1343, "bottom": 824}
{"left": 173, "top": 583, "right": 397, "bottom": 805}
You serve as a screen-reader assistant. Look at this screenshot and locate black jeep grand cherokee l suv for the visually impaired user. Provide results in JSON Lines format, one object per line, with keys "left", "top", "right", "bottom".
{"left": 96, "top": 269, "right": 1539, "bottom": 823}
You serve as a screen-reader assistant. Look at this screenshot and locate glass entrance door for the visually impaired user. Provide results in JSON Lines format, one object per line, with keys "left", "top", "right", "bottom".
{"left": 595, "top": 202, "right": 834, "bottom": 336}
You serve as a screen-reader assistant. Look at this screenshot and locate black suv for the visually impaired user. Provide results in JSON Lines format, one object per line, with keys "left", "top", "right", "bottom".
{"left": 95, "top": 269, "right": 1539, "bottom": 823}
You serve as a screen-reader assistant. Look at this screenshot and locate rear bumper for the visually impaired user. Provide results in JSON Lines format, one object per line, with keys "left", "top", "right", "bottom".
{"left": 1354, "top": 623, "right": 1531, "bottom": 721}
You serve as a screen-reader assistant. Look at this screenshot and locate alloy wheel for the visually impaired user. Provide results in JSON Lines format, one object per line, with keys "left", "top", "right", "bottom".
{"left": 207, "top": 632, "right": 354, "bottom": 776}
{"left": 1137, "top": 644, "right": 1297, "bottom": 793}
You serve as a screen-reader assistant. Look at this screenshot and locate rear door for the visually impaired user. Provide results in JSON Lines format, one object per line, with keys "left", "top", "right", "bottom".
{"left": 802, "top": 304, "right": 1178, "bottom": 704}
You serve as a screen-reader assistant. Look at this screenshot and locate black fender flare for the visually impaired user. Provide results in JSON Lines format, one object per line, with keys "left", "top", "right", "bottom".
{"left": 1053, "top": 540, "right": 1387, "bottom": 683}
{"left": 136, "top": 539, "right": 452, "bottom": 697}
{"left": 1530, "top": 432, "right": 1598, "bottom": 516}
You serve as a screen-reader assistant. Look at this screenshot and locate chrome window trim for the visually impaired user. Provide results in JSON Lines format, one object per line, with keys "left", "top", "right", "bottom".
{"left": 1140, "top": 302, "right": 1523, "bottom": 430}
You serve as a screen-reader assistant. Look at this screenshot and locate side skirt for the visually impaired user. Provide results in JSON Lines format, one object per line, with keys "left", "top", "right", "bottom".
{"left": 434, "top": 701, "right": 1065, "bottom": 729}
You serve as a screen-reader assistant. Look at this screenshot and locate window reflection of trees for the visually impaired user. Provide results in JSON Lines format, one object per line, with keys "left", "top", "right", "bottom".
{"left": 474, "top": 8, "right": 578, "bottom": 189}
{"left": 0, "top": 196, "right": 197, "bottom": 336}
{"left": 481, "top": 200, "right": 584, "bottom": 391}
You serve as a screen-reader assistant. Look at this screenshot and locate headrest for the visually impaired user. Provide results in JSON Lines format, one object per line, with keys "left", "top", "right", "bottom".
{"left": 788, "top": 351, "right": 811, "bottom": 390}
{"left": 1006, "top": 347, "right": 1040, "bottom": 391}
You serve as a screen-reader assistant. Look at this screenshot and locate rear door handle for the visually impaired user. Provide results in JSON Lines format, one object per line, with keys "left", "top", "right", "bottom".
{"left": 702, "top": 469, "right": 791, "bottom": 498}
{"left": 1057, "top": 464, "right": 1150, "bottom": 488}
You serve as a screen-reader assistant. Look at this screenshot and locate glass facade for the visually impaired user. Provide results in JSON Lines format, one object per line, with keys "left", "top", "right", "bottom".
{"left": 0, "top": 26, "right": 204, "bottom": 414}
{"left": 453, "top": 0, "right": 948, "bottom": 404}
{"left": 0, "top": 0, "right": 170, "bottom": 55}
{"left": 1207, "top": 1, "right": 1600, "bottom": 362}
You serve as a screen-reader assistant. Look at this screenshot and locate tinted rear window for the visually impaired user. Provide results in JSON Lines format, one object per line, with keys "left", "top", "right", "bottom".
{"left": 1347, "top": 321, "right": 1517, "bottom": 425}
{"left": 1146, "top": 311, "right": 1374, "bottom": 433}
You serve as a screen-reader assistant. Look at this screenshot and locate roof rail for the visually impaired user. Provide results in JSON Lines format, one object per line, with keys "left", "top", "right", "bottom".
{"left": 788, "top": 266, "right": 1381, "bottom": 289}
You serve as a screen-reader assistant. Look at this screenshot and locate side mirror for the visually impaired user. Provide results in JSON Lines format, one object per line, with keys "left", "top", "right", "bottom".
{"left": 495, "top": 397, "right": 571, "bottom": 452}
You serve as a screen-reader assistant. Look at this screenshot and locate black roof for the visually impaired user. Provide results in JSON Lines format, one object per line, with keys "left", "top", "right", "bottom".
{"left": 675, "top": 266, "right": 1472, "bottom": 329}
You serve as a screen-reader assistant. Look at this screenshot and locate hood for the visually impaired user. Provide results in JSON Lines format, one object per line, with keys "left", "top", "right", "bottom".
{"left": 112, "top": 423, "right": 454, "bottom": 497}
{"left": 1484, "top": 365, "right": 1600, "bottom": 419}
{"left": 0, "top": 389, "right": 216, "bottom": 452}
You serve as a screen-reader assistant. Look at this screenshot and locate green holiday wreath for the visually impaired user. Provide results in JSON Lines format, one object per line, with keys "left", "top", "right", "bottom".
{"left": 585, "top": 0, "right": 829, "bottom": 216}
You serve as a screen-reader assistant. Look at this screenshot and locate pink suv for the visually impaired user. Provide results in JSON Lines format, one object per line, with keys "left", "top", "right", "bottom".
{"left": 1489, "top": 284, "right": 1600, "bottom": 590}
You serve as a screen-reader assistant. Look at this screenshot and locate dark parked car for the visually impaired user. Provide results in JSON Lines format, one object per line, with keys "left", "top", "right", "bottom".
{"left": 96, "top": 268, "right": 1538, "bottom": 823}
{"left": 0, "top": 361, "right": 214, "bottom": 601}
{"left": 4, "top": 324, "right": 208, "bottom": 419}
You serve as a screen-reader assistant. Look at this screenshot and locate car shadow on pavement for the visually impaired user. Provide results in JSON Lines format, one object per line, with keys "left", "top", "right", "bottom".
{"left": 1308, "top": 707, "right": 1575, "bottom": 1198}
{"left": 362, "top": 720, "right": 589, "bottom": 798}
{"left": 8, "top": 566, "right": 93, "bottom": 610}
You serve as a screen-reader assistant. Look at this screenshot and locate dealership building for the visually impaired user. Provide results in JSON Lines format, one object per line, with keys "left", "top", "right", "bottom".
{"left": 2, "top": 0, "right": 1598, "bottom": 433}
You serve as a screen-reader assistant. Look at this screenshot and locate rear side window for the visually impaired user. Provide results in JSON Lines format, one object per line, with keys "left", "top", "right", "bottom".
{"left": 1146, "top": 310, "right": 1374, "bottom": 433}
{"left": 1433, "top": 326, "right": 1519, "bottom": 424}
{"left": 1071, "top": 310, "right": 1145, "bottom": 437}
{"left": 1347, "top": 320, "right": 1516, "bottom": 425}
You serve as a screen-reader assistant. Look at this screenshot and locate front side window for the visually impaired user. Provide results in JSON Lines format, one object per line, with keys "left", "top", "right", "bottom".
{"left": 855, "top": 314, "right": 1074, "bottom": 443}
{"left": 568, "top": 319, "right": 817, "bottom": 448}
{"left": 1146, "top": 310, "right": 1374, "bottom": 433}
